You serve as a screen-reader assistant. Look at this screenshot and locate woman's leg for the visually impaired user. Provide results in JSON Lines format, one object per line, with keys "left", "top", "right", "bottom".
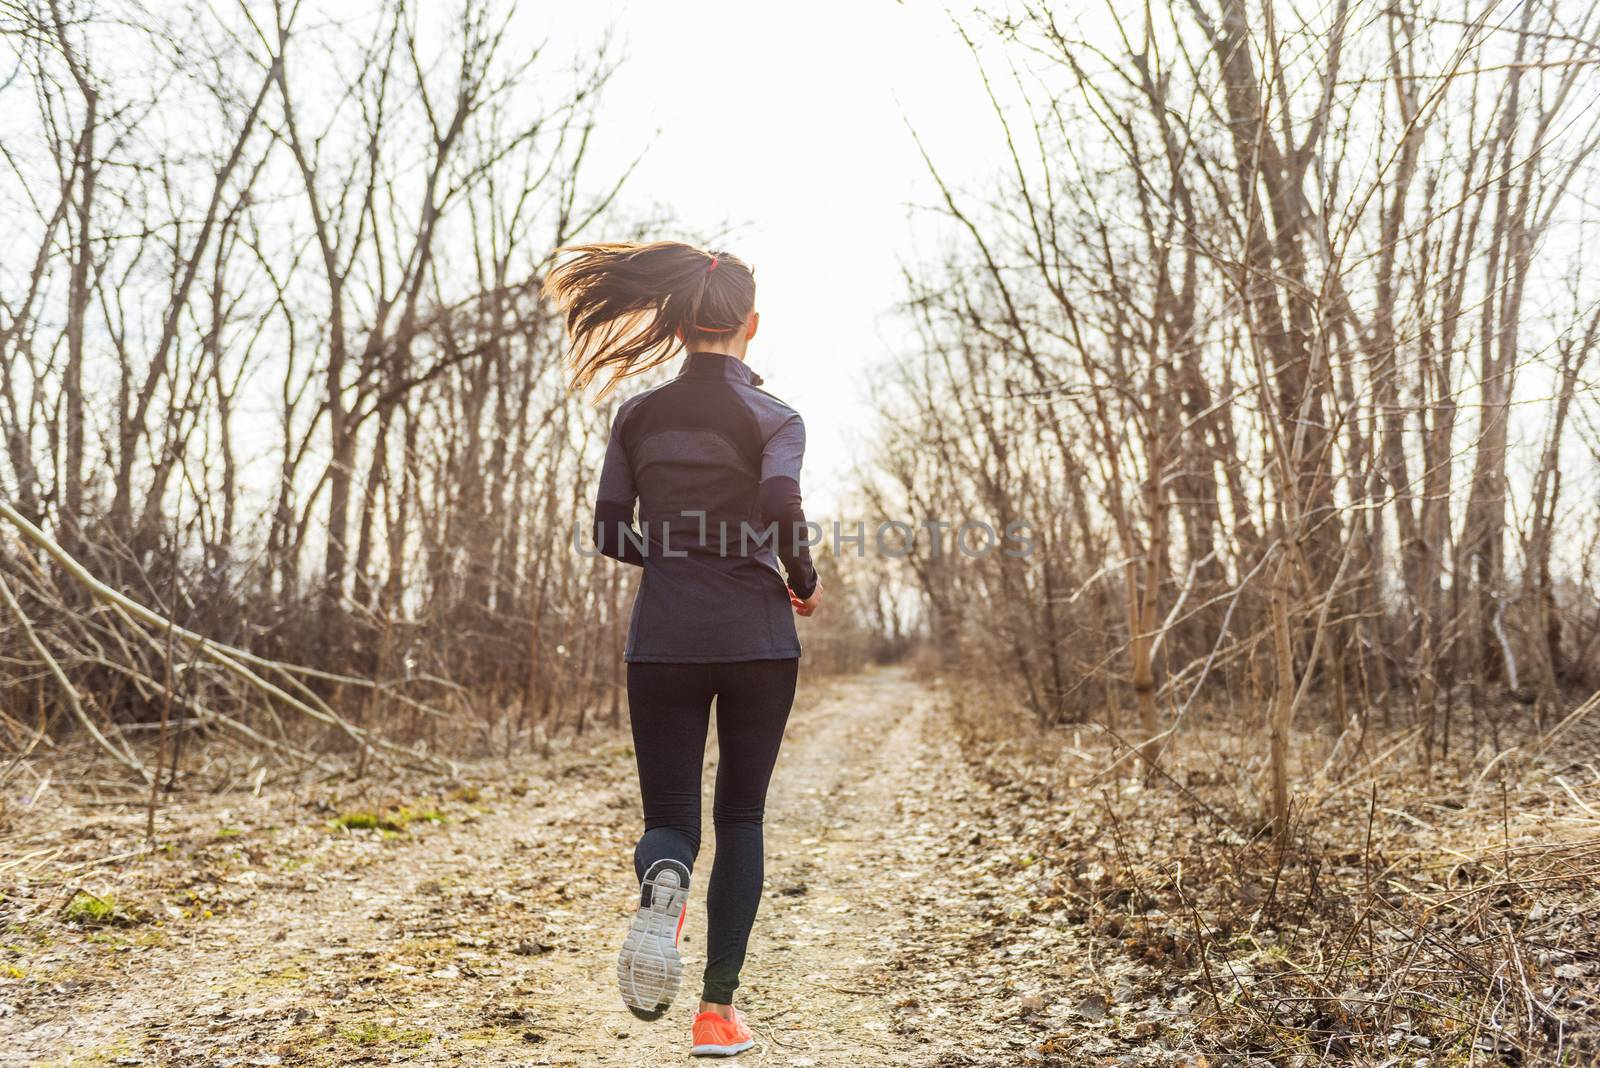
{"left": 700, "top": 658, "right": 799, "bottom": 1005}
{"left": 618, "top": 662, "right": 715, "bottom": 1019}
{"left": 626, "top": 662, "right": 714, "bottom": 886}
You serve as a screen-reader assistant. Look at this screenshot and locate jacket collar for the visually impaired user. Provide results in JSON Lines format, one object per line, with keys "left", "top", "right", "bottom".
{"left": 680, "top": 351, "right": 763, "bottom": 387}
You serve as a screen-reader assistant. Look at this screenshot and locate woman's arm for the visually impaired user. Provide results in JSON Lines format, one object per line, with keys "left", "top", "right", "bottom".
{"left": 757, "top": 412, "right": 819, "bottom": 599}
{"left": 594, "top": 408, "right": 645, "bottom": 567}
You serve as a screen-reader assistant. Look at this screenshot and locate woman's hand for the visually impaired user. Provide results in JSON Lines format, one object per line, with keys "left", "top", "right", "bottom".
{"left": 790, "top": 580, "right": 822, "bottom": 618}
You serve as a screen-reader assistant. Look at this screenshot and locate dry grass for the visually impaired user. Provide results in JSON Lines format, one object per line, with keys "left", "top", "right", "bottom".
{"left": 947, "top": 684, "right": 1600, "bottom": 1065}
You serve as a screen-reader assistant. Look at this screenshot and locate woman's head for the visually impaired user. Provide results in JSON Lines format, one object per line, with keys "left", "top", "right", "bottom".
{"left": 543, "top": 241, "right": 757, "bottom": 394}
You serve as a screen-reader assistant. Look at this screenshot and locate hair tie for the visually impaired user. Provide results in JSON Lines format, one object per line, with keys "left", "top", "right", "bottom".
{"left": 706, "top": 254, "right": 719, "bottom": 274}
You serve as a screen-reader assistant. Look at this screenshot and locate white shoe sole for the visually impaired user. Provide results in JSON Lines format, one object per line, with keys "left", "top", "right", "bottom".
{"left": 616, "top": 862, "right": 687, "bottom": 1021}
{"left": 690, "top": 1038, "right": 755, "bottom": 1057}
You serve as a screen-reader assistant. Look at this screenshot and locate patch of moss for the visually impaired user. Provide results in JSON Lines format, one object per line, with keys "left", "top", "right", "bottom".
{"left": 62, "top": 892, "right": 143, "bottom": 928}
{"left": 330, "top": 810, "right": 387, "bottom": 832}
{"left": 33, "top": 1036, "right": 141, "bottom": 1067}
{"left": 216, "top": 826, "right": 244, "bottom": 839}
{"left": 398, "top": 805, "right": 445, "bottom": 825}
{"left": 337, "top": 1021, "right": 432, "bottom": 1047}
{"left": 86, "top": 927, "right": 168, "bottom": 949}
{"left": 330, "top": 805, "right": 445, "bottom": 834}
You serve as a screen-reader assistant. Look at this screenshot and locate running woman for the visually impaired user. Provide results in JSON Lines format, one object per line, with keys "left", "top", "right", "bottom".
{"left": 544, "top": 242, "right": 822, "bottom": 1058}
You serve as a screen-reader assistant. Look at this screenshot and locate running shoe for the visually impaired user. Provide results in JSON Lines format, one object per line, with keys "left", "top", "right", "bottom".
{"left": 690, "top": 1007, "right": 755, "bottom": 1057}
{"left": 616, "top": 858, "right": 689, "bottom": 1020}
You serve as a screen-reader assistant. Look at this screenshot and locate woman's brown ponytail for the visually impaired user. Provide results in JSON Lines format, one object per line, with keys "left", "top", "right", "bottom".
{"left": 543, "top": 241, "right": 757, "bottom": 394}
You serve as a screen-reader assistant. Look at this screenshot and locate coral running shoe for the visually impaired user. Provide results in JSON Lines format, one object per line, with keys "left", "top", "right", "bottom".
{"left": 690, "top": 1008, "right": 755, "bottom": 1057}
{"left": 616, "top": 859, "right": 689, "bottom": 1021}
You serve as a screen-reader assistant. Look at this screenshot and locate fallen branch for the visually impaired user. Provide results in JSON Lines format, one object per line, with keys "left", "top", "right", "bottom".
{"left": 0, "top": 568, "right": 149, "bottom": 782}
{"left": 0, "top": 499, "right": 455, "bottom": 776}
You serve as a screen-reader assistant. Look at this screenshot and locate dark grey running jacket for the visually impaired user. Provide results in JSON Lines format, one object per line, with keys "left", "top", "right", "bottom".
{"left": 593, "top": 352, "right": 819, "bottom": 663}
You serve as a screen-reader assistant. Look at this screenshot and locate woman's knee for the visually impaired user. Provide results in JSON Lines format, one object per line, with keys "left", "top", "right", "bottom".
{"left": 711, "top": 803, "right": 765, "bottom": 827}
{"left": 640, "top": 820, "right": 702, "bottom": 857}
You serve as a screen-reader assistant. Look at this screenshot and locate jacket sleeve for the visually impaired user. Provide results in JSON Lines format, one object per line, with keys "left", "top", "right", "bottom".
{"left": 756, "top": 412, "right": 819, "bottom": 599}
{"left": 594, "top": 406, "right": 645, "bottom": 567}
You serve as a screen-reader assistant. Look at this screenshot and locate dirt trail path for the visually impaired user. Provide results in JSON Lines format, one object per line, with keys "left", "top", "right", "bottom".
{"left": 4, "top": 668, "right": 1071, "bottom": 1067}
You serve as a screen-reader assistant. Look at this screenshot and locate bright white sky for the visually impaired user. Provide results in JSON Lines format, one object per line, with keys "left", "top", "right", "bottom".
{"left": 542, "top": 1, "right": 1013, "bottom": 510}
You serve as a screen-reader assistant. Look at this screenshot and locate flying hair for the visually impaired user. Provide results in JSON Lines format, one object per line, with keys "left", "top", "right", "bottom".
{"left": 543, "top": 241, "right": 757, "bottom": 396}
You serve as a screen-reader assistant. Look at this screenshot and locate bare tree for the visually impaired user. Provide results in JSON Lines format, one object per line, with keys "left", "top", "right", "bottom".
{"left": 870, "top": 0, "right": 1600, "bottom": 838}
{"left": 0, "top": 0, "right": 641, "bottom": 778}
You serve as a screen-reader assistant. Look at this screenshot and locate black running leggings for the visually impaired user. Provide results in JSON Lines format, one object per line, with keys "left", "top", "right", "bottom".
{"left": 627, "top": 658, "right": 798, "bottom": 1004}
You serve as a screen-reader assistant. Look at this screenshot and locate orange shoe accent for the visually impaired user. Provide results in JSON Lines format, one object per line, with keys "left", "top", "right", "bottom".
{"left": 690, "top": 1008, "right": 754, "bottom": 1057}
